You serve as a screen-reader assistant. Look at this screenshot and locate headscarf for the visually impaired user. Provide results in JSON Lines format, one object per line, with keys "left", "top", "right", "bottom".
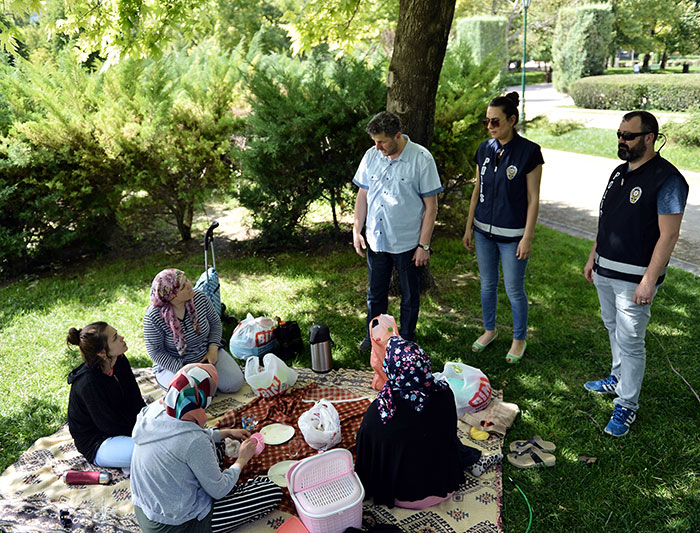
{"left": 164, "top": 364, "right": 219, "bottom": 426}
{"left": 150, "top": 268, "right": 200, "bottom": 355}
{"left": 376, "top": 337, "right": 448, "bottom": 424}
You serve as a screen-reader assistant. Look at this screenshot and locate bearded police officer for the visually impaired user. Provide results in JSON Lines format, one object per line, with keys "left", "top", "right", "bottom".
{"left": 583, "top": 111, "right": 688, "bottom": 437}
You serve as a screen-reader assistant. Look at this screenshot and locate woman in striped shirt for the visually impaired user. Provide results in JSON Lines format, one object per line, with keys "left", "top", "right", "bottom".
{"left": 144, "top": 268, "right": 244, "bottom": 392}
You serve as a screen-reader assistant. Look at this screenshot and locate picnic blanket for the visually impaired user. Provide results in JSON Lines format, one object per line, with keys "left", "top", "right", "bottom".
{"left": 0, "top": 367, "right": 505, "bottom": 533}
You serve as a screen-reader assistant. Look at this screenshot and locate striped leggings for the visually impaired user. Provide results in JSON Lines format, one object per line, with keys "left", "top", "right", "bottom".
{"left": 211, "top": 477, "right": 283, "bottom": 533}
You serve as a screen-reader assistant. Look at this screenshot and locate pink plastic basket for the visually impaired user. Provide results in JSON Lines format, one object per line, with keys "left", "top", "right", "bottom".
{"left": 286, "top": 449, "right": 364, "bottom": 533}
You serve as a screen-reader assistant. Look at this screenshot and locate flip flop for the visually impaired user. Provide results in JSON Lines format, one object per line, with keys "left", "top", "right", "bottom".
{"left": 507, "top": 447, "right": 556, "bottom": 469}
{"left": 472, "top": 331, "right": 498, "bottom": 352}
{"left": 509, "top": 434, "right": 556, "bottom": 454}
{"left": 506, "top": 340, "right": 527, "bottom": 363}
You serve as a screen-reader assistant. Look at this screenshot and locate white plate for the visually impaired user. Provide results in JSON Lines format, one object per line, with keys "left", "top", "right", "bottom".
{"left": 267, "top": 460, "right": 297, "bottom": 487}
{"left": 260, "top": 423, "right": 295, "bottom": 445}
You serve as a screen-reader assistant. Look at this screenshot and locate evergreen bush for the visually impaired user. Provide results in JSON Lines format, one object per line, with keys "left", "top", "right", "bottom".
{"left": 664, "top": 111, "right": 700, "bottom": 146}
{"left": 237, "top": 54, "right": 385, "bottom": 239}
{"left": 432, "top": 38, "right": 503, "bottom": 233}
{"left": 570, "top": 74, "right": 700, "bottom": 111}
{"left": 454, "top": 16, "right": 508, "bottom": 76}
{"left": 552, "top": 4, "right": 613, "bottom": 93}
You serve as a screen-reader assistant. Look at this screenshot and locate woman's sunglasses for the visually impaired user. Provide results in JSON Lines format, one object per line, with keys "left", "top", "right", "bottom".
{"left": 483, "top": 118, "right": 501, "bottom": 127}
{"left": 616, "top": 130, "right": 652, "bottom": 141}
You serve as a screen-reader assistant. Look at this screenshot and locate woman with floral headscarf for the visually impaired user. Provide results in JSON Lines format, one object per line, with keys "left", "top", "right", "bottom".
{"left": 144, "top": 268, "right": 244, "bottom": 392}
{"left": 355, "top": 338, "right": 501, "bottom": 509}
{"left": 131, "top": 364, "right": 282, "bottom": 532}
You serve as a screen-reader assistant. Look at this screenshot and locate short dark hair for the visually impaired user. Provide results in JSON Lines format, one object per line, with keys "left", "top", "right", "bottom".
{"left": 622, "top": 110, "right": 659, "bottom": 141}
{"left": 489, "top": 92, "right": 520, "bottom": 125}
{"left": 366, "top": 111, "right": 402, "bottom": 137}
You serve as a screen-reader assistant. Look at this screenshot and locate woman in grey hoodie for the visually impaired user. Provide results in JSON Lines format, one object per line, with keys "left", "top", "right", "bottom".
{"left": 130, "top": 364, "right": 282, "bottom": 532}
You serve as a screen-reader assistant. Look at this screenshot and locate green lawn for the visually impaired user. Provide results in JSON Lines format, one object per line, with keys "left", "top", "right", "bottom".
{"left": 1, "top": 227, "right": 699, "bottom": 532}
{"left": 526, "top": 126, "right": 700, "bottom": 173}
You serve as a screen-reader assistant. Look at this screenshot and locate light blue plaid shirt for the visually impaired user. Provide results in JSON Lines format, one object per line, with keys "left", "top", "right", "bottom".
{"left": 353, "top": 135, "right": 442, "bottom": 254}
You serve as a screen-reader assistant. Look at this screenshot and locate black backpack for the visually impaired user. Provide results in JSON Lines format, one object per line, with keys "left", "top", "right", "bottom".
{"left": 273, "top": 318, "right": 304, "bottom": 361}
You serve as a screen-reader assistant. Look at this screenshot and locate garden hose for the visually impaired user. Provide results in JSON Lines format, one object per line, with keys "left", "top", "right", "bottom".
{"left": 508, "top": 476, "right": 533, "bottom": 533}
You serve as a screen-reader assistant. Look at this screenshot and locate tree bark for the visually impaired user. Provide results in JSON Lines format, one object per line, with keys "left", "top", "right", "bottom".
{"left": 660, "top": 51, "right": 667, "bottom": 69}
{"left": 386, "top": 0, "right": 456, "bottom": 149}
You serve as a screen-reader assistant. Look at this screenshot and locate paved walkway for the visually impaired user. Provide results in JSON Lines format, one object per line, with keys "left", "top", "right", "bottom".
{"left": 508, "top": 83, "right": 699, "bottom": 275}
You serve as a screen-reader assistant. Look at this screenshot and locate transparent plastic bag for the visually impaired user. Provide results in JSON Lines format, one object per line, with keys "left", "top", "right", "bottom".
{"left": 298, "top": 399, "right": 341, "bottom": 451}
{"left": 435, "top": 362, "right": 492, "bottom": 415}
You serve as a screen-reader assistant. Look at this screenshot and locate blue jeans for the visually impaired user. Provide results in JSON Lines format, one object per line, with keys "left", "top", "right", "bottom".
{"left": 474, "top": 231, "right": 529, "bottom": 340}
{"left": 94, "top": 435, "right": 134, "bottom": 469}
{"left": 366, "top": 247, "right": 421, "bottom": 340}
{"left": 594, "top": 272, "right": 657, "bottom": 412}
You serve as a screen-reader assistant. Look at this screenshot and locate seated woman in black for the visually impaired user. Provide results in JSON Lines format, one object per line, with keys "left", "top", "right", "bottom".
{"left": 356, "top": 338, "right": 499, "bottom": 509}
{"left": 66, "top": 322, "right": 145, "bottom": 471}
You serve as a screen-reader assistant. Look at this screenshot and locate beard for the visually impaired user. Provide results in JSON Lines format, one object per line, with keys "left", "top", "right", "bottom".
{"left": 617, "top": 142, "right": 645, "bottom": 162}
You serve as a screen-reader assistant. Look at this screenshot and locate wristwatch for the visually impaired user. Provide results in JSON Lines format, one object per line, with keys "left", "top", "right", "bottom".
{"left": 419, "top": 243, "right": 430, "bottom": 251}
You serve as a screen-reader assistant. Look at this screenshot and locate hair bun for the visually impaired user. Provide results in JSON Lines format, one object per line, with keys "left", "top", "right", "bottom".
{"left": 66, "top": 327, "right": 81, "bottom": 346}
{"left": 506, "top": 91, "right": 520, "bottom": 107}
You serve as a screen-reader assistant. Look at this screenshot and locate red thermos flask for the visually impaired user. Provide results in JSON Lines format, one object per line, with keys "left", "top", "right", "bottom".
{"left": 63, "top": 470, "right": 112, "bottom": 485}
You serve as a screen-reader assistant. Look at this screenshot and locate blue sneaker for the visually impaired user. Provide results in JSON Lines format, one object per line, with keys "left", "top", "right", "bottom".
{"left": 584, "top": 374, "right": 618, "bottom": 394}
{"left": 604, "top": 405, "right": 637, "bottom": 437}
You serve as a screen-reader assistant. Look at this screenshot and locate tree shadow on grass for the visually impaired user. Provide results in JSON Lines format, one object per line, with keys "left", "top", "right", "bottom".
{"left": 0, "top": 396, "right": 64, "bottom": 473}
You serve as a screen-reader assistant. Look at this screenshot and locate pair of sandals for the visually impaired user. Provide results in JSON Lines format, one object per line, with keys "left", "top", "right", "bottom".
{"left": 506, "top": 435, "right": 556, "bottom": 469}
{"left": 471, "top": 332, "right": 527, "bottom": 363}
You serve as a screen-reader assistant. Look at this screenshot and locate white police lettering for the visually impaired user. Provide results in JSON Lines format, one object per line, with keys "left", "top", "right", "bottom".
{"left": 600, "top": 171, "right": 622, "bottom": 216}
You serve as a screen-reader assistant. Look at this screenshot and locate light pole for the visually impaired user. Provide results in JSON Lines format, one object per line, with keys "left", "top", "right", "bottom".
{"left": 520, "top": 0, "right": 531, "bottom": 133}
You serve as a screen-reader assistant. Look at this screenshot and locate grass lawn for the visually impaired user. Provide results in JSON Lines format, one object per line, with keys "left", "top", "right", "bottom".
{"left": 526, "top": 126, "right": 700, "bottom": 173}
{"left": 1, "top": 227, "right": 699, "bottom": 532}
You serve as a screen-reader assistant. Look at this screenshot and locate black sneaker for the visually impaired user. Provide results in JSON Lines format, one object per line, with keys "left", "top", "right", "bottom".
{"left": 359, "top": 335, "right": 372, "bottom": 352}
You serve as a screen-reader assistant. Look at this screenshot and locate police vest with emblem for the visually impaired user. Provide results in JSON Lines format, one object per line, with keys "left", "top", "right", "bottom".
{"left": 473, "top": 134, "right": 541, "bottom": 242}
{"left": 594, "top": 155, "right": 686, "bottom": 284}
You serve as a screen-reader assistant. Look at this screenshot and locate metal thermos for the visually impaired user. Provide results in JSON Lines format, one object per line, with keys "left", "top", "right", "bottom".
{"left": 309, "top": 324, "right": 332, "bottom": 373}
{"left": 64, "top": 470, "right": 112, "bottom": 485}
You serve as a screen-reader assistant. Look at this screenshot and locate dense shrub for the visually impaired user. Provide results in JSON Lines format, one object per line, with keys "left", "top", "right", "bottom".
{"left": 103, "top": 42, "right": 245, "bottom": 241}
{"left": 454, "top": 16, "right": 508, "bottom": 76}
{"left": 0, "top": 54, "right": 123, "bottom": 276}
{"left": 432, "top": 38, "right": 503, "bottom": 233}
{"left": 664, "top": 111, "right": 700, "bottom": 146}
{"left": 237, "top": 54, "right": 385, "bottom": 239}
{"left": 528, "top": 116, "right": 585, "bottom": 136}
{"left": 0, "top": 42, "right": 246, "bottom": 276}
{"left": 570, "top": 74, "right": 700, "bottom": 111}
{"left": 552, "top": 4, "right": 613, "bottom": 93}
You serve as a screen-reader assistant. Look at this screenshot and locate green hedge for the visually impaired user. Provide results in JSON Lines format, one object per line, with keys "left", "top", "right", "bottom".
{"left": 570, "top": 74, "right": 700, "bottom": 111}
{"left": 455, "top": 16, "right": 508, "bottom": 75}
{"left": 552, "top": 4, "right": 613, "bottom": 93}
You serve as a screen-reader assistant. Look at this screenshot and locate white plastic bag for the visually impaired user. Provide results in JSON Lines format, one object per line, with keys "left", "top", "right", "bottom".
{"left": 298, "top": 399, "right": 341, "bottom": 451}
{"left": 230, "top": 313, "right": 276, "bottom": 360}
{"left": 435, "top": 362, "right": 492, "bottom": 415}
{"left": 244, "top": 353, "right": 298, "bottom": 398}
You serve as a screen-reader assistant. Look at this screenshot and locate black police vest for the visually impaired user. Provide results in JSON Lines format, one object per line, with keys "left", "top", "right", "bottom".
{"left": 594, "top": 155, "right": 685, "bottom": 284}
{"left": 474, "top": 135, "right": 540, "bottom": 242}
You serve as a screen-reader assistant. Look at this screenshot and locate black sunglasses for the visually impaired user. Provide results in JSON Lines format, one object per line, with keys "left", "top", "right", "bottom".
{"left": 617, "top": 130, "right": 652, "bottom": 141}
{"left": 483, "top": 118, "right": 501, "bottom": 127}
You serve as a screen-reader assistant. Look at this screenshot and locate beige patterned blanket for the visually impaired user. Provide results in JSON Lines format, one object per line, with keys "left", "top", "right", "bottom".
{"left": 0, "top": 367, "right": 503, "bottom": 533}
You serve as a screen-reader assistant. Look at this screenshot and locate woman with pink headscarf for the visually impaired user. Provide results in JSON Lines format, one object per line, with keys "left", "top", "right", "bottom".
{"left": 144, "top": 268, "right": 244, "bottom": 392}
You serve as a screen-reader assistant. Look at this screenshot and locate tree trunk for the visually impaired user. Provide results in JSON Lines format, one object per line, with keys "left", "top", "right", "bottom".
{"left": 642, "top": 52, "right": 651, "bottom": 71}
{"left": 330, "top": 187, "right": 340, "bottom": 233}
{"left": 386, "top": 0, "right": 456, "bottom": 149}
{"left": 173, "top": 203, "right": 193, "bottom": 241}
{"left": 660, "top": 51, "right": 667, "bottom": 69}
